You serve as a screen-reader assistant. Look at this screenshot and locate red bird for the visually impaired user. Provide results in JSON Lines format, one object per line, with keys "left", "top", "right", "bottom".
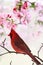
{"left": 8, "top": 28, "right": 41, "bottom": 65}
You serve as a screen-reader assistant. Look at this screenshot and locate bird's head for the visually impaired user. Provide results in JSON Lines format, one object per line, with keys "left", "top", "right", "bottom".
{"left": 8, "top": 29, "right": 14, "bottom": 38}
{"left": 8, "top": 28, "right": 17, "bottom": 39}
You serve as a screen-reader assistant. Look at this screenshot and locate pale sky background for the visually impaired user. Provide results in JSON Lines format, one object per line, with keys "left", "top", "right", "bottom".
{"left": 0, "top": 0, "right": 43, "bottom": 65}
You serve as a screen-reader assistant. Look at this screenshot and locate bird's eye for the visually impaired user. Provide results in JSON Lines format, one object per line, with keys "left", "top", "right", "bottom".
{"left": 10, "top": 34, "right": 12, "bottom": 38}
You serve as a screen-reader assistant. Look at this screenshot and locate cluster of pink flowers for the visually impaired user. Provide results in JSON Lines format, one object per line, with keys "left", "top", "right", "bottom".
{"left": 0, "top": 1, "right": 43, "bottom": 33}
{"left": 13, "top": 1, "right": 31, "bottom": 24}
{"left": 13, "top": 1, "right": 43, "bottom": 25}
{"left": 0, "top": 1, "right": 30, "bottom": 31}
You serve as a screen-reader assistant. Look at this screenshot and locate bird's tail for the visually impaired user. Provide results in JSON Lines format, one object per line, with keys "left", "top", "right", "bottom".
{"left": 27, "top": 52, "right": 41, "bottom": 65}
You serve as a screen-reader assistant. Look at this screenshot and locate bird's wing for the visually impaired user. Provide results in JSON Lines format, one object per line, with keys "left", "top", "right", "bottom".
{"left": 14, "top": 37, "right": 31, "bottom": 53}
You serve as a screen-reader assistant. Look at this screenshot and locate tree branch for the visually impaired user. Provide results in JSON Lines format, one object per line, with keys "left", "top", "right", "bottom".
{"left": 0, "top": 44, "right": 43, "bottom": 63}
{"left": 0, "top": 52, "right": 9, "bottom": 56}
{"left": 0, "top": 44, "right": 26, "bottom": 56}
{"left": 0, "top": 45, "right": 10, "bottom": 52}
{"left": 34, "top": 55, "right": 43, "bottom": 62}
{"left": 38, "top": 43, "right": 43, "bottom": 57}
{"left": 0, "top": 51, "right": 26, "bottom": 56}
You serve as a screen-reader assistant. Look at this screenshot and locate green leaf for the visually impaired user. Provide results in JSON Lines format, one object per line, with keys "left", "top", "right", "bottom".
{"left": 16, "top": 0, "right": 22, "bottom": 10}
{"left": 30, "top": 2, "right": 35, "bottom": 8}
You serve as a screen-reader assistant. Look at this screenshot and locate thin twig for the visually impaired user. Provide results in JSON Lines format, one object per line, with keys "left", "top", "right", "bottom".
{"left": 2, "top": 38, "right": 6, "bottom": 47}
{"left": 34, "top": 55, "right": 43, "bottom": 62}
{"left": 32, "top": 59, "right": 34, "bottom": 65}
{"left": 0, "top": 45, "right": 10, "bottom": 52}
{"left": 0, "top": 51, "right": 26, "bottom": 56}
{"left": 32, "top": 62, "right": 34, "bottom": 65}
{"left": 38, "top": 43, "right": 43, "bottom": 57}
{"left": 0, "top": 52, "right": 9, "bottom": 56}
{"left": 10, "top": 61, "right": 12, "bottom": 65}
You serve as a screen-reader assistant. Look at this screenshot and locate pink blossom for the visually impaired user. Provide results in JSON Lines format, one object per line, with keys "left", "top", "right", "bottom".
{"left": 13, "top": 1, "right": 31, "bottom": 25}
{"left": 13, "top": 7, "right": 31, "bottom": 25}
{"left": 22, "top": 1, "right": 28, "bottom": 9}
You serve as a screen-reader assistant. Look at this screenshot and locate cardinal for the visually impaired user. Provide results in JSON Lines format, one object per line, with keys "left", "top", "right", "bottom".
{"left": 8, "top": 28, "right": 41, "bottom": 65}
